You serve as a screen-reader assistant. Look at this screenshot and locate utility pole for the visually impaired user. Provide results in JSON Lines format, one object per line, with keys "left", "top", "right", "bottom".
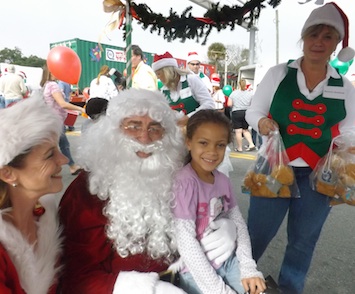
{"left": 248, "top": 26, "right": 257, "bottom": 65}
{"left": 275, "top": 9, "right": 279, "bottom": 65}
{"left": 224, "top": 53, "right": 228, "bottom": 86}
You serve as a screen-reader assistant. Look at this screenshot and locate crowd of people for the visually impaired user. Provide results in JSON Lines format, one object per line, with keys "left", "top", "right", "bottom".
{"left": 0, "top": 3, "right": 354, "bottom": 294}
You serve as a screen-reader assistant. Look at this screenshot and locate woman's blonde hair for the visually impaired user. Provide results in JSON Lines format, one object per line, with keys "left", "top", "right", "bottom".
{"left": 96, "top": 65, "right": 110, "bottom": 85}
{"left": 159, "top": 66, "right": 190, "bottom": 90}
{"left": 302, "top": 24, "right": 341, "bottom": 42}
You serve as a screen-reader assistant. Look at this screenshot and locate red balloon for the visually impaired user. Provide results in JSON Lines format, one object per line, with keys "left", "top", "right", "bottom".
{"left": 83, "top": 87, "right": 90, "bottom": 99}
{"left": 47, "top": 46, "right": 81, "bottom": 84}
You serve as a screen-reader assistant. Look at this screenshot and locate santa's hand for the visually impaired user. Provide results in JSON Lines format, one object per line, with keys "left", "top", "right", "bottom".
{"left": 156, "top": 281, "right": 187, "bottom": 294}
{"left": 200, "top": 218, "right": 237, "bottom": 266}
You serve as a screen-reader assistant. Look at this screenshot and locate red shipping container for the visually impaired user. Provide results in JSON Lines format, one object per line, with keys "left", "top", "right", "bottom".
{"left": 64, "top": 110, "right": 78, "bottom": 127}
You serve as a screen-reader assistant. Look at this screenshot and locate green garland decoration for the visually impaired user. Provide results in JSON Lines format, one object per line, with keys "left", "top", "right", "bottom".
{"left": 125, "top": 0, "right": 281, "bottom": 45}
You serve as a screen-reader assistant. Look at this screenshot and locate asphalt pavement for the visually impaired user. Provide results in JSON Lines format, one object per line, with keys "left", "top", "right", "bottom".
{"left": 60, "top": 115, "right": 355, "bottom": 294}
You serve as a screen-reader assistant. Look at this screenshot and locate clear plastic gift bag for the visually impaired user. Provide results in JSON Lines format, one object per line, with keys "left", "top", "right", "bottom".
{"left": 309, "top": 137, "right": 341, "bottom": 198}
{"left": 243, "top": 130, "right": 299, "bottom": 198}
{"left": 310, "top": 132, "right": 355, "bottom": 206}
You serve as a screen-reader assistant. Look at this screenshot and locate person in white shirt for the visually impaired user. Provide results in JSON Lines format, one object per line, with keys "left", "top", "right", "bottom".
{"left": 245, "top": 3, "right": 355, "bottom": 293}
{"left": 186, "top": 52, "right": 213, "bottom": 93}
{"left": 86, "top": 65, "right": 118, "bottom": 119}
{"left": 89, "top": 65, "right": 118, "bottom": 100}
{"left": 0, "top": 64, "right": 26, "bottom": 107}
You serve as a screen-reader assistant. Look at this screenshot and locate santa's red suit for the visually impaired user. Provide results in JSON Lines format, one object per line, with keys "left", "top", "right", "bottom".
{"left": 59, "top": 171, "right": 171, "bottom": 293}
{"left": 0, "top": 197, "right": 61, "bottom": 294}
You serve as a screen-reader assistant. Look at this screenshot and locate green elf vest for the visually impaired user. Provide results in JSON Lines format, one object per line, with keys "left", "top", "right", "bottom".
{"left": 162, "top": 76, "right": 199, "bottom": 115}
{"left": 269, "top": 63, "right": 346, "bottom": 169}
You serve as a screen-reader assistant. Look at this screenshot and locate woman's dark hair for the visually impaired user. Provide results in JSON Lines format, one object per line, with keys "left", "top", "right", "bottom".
{"left": 185, "top": 109, "right": 233, "bottom": 163}
{"left": 131, "top": 45, "right": 143, "bottom": 58}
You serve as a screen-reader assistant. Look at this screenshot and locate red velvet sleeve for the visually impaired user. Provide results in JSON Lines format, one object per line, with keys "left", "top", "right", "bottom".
{"left": 0, "top": 244, "right": 26, "bottom": 294}
{"left": 58, "top": 172, "right": 168, "bottom": 293}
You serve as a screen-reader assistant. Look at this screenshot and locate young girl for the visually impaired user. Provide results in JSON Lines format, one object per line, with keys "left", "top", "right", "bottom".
{"left": 171, "top": 109, "right": 266, "bottom": 294}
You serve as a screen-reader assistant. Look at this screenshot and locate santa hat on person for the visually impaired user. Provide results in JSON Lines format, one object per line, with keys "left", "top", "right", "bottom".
{"left": 0, "top": 94, "right": 62, "bottom": 168}
{"left": 18, "top": 71, "right": 27, "bottom": 79}
{"left": 151, "top": 52, "right": 178, "bottom": 72}
{"left": 186, "top": 52, "right": 201, "bottom": 64}
{"left": 301, "top": 2, "right": 355, "bottom": 62}
{"left": 211, "top": 75, "right": 221, "bottom": 87}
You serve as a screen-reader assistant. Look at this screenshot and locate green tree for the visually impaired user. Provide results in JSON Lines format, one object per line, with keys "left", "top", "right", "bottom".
{"left": 207, "top": 43, "right": 226, "bottom": 72}
{"left": 0, "top": 47, "right": 45, "bottom": 67}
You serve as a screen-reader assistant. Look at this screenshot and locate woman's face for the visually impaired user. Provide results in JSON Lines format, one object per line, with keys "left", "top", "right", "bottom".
{"left": 303, "top": 26, "right": 339, "bottom": 63}
{"left": 13, "top": 137, "right": 68, "bottom": 199}
{"left": 155, "top": 69, "right": 166, "bottom": 84}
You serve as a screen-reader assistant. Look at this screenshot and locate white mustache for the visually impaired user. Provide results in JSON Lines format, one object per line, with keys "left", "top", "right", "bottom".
{"left": 126, "top": 138, "right": 164, "bottom": 154}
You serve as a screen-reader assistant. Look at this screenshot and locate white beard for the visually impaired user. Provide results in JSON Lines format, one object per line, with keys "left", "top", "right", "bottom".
{"left": 86, "top": 135, "right": 183, "bottom": 261}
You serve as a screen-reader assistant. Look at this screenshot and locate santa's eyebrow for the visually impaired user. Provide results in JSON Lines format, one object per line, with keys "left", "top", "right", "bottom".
{"left": 148, "top": 121, "right": 162, "bottom": 127}
{"left": 124, "top": 119, "right": 162, "bottom": 126}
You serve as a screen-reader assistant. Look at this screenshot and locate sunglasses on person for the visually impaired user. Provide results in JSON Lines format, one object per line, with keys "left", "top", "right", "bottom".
{"left": 189, "top": 62, "right": 200, "bottom": 66}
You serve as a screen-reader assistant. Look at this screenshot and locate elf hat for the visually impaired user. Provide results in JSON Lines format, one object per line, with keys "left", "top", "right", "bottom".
{"left": 187, "top": 52, "right": 201, "bottom": 64}
{"left": 301, "top": 2, "right": 354, "bottom": 62}
{"left": 152, "top": 52, "right": 178, "bottom": 72}
{"left": 211, "top": 76, "right": 221, "bottom": 87}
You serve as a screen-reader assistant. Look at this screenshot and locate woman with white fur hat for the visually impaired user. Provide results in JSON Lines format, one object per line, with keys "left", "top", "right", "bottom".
{"left": 245, "top": 2, "right": 355, "bottom": 294}
{"left": 152, "top": 52, "right": 215, "bottom": 127}
{"left": 0, "top": 95, "right": 68, "bottom": 293}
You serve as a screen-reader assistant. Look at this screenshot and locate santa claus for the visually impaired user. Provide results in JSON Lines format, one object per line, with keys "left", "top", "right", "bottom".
{"left": 59, "top": 88, "right": 237, "bottom": 293}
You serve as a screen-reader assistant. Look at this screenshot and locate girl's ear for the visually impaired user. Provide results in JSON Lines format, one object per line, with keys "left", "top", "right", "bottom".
{"left": 185, "top": 137, "right": 192, "bottom": 151}
{"left": 0, "top": 167, "right": 17, "bottom": 185}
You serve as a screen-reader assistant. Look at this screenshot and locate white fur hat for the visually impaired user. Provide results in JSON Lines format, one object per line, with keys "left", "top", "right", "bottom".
{"left": 186, "top": 52, "right": 201, "bottom": 64}
{"left": 152, "top": 52, "right": 178, "bottom": 72}
{"left": 0, "top": 93, "right": 63, "bottom": 168}
{"left": 301, "top": 2, "right": 354, "bottom": 62}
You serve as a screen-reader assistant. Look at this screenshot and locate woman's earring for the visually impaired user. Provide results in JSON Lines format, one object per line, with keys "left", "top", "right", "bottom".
{"left": 12, "top": 183, "right": 18, "bottom": 187}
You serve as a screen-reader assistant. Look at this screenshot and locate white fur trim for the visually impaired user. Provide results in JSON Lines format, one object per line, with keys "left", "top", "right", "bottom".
{"left": 338, "top": 47, "right": 355, "bottom": 63}
{"left": 113, "top": 271, "right": 159, "bottom": 294}
{"left": 0, "top": 94, "right": 62, "bottom": 168}
{"left": 168, "top": 257, "right": 185, "bottom": 273}
{"left": 152, "top": 58, "right": 178, "bottom": 72}
{"left": 0, "top": 195, "right": 62, "bottom": 294}
{"left": 187, "top": 52, "right": 201, "bottom": 64}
